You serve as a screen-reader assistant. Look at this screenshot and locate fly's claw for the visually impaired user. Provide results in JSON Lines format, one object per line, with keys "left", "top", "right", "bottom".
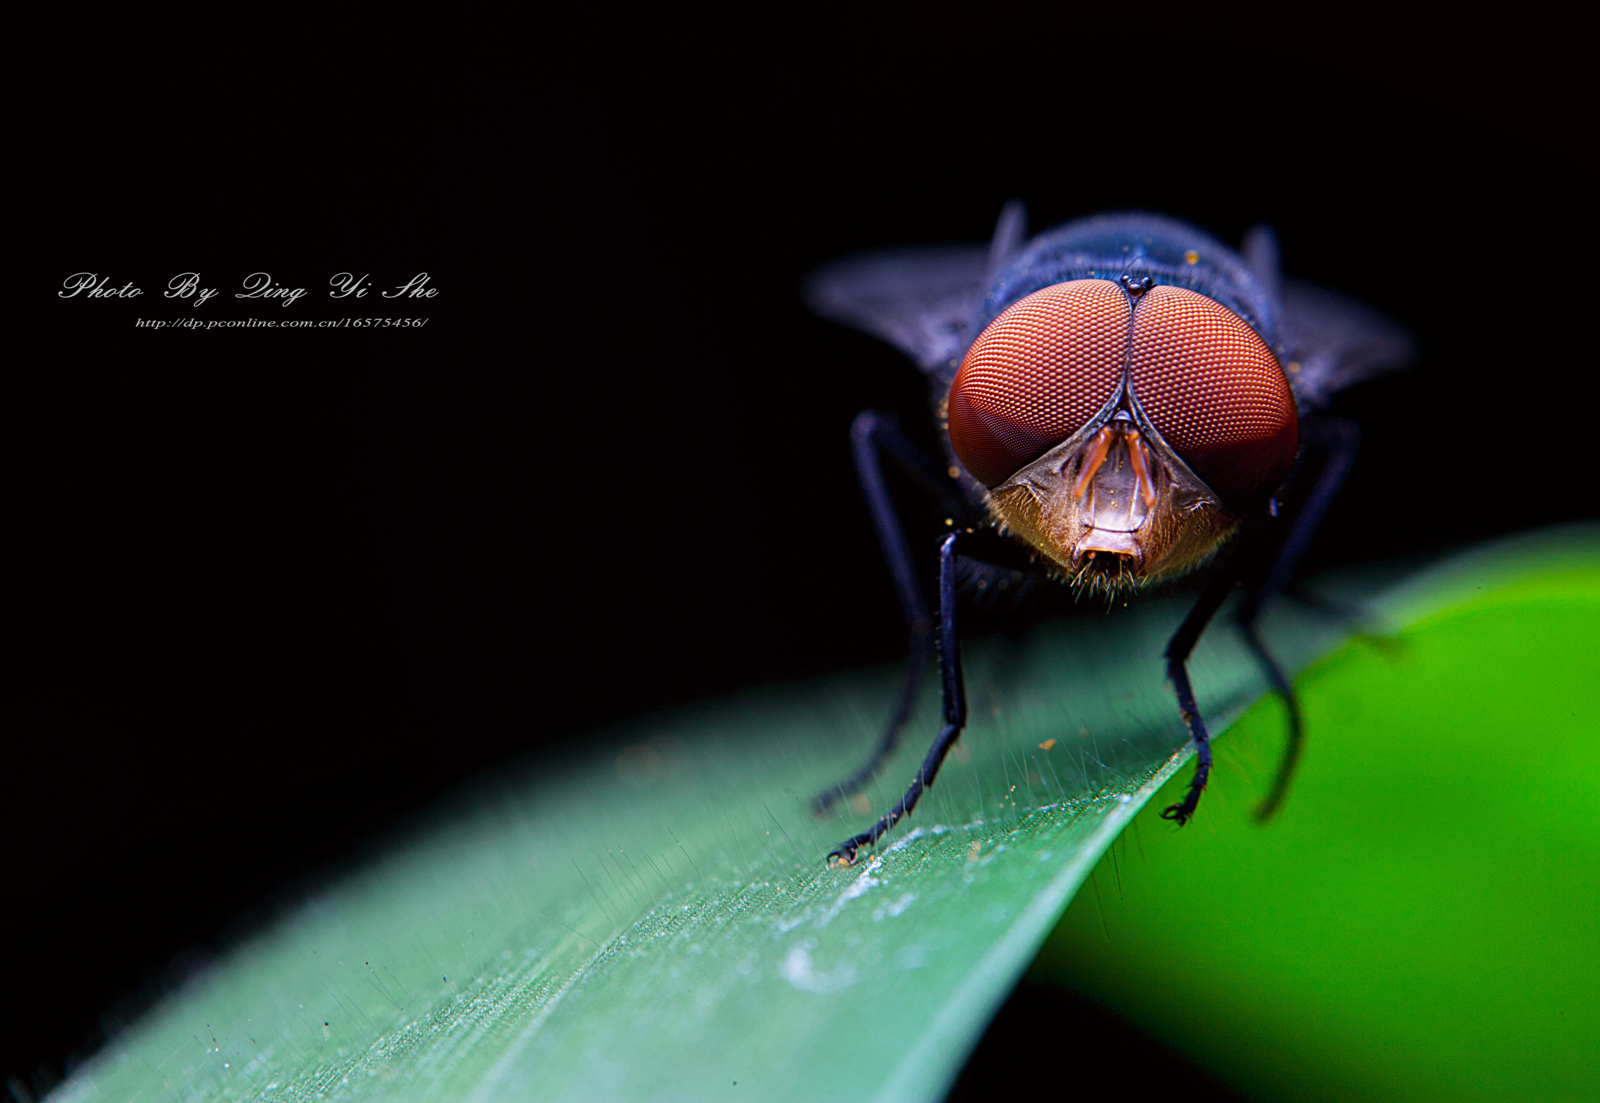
{"left": 827, "top": 829, "right": 876, "bottom": 867}
{"left": 1160, "top": 800, "right": 1195, "bottom": 825}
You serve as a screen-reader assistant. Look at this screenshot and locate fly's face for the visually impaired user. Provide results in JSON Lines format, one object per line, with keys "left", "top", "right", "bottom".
{"left": 946, "top": 278, "right": 1298, "bottom": 593}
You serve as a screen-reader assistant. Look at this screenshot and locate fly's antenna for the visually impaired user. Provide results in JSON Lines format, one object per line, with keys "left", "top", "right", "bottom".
{"left": 1120, "top": 271, "right": 1153, "bottom": 300}
{"left": 1118, "top": 232, "right": 1156, "bottom": 297}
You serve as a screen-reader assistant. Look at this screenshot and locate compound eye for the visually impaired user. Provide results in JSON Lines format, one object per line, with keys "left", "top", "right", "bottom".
{"left": 948, "top": 279, "right": 1130, "bottom": 486}
{"left": 1128, "top": 285, "right": 1298, "bottom": 509}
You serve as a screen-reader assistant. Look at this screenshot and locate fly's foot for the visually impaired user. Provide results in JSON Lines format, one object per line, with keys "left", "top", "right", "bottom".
{"left": 826, "top": 829, "right": 877, "bottom": 867}
{"left": 1161, "top": 786, "right": 1204, "bottom": 825}
{"left": 1161, "top": 747, "right": 1210, "bottom": 826}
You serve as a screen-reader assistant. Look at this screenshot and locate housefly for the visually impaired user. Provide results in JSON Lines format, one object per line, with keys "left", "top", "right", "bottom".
{"left": 806, "top": 206, "right": 1413, "bottom": 866}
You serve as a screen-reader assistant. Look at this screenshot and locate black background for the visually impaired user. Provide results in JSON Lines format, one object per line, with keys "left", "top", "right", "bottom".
{"left": 12, "top": 19, "right": 1589, "bottom": 1100}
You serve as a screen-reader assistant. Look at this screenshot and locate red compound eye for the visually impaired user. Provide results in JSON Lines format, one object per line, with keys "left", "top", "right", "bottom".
{"left": 1128, "top": 285, "right": 1298, "bottom": 509}
{"left": 948, "top": 279, "right": 1129, "bottom": 486}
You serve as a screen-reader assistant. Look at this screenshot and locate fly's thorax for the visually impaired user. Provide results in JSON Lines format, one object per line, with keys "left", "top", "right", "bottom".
{"left": 985, "top": 405, "right": 1239, "bottom": 593}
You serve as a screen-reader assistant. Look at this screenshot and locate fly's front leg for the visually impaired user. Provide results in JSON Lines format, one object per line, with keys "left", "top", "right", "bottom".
{"left": 827, "top": 532, "right": 967, "bottom": 866}
{"left": 1159, "top": 517, "right": 1266, "bottom": 825}
{"left": 813, "top": 412, "right": 958, "bottom": 816}
{"left": 1162, "top": 418, "right": 1359, "bottom": 826}
{"left": 1235, "top": 418, "right": 1359, "bottom": 821}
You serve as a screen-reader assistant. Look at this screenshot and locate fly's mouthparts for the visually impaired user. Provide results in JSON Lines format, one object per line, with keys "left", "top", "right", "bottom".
{"left": 987, "top": 392, "right": 1236, "bottom": 591}
{"left": 1076, "top": 529, "right": 1143, "bottom": 561}
{"left": 1069, "top": 417, "right": 1160, "bottom": 560}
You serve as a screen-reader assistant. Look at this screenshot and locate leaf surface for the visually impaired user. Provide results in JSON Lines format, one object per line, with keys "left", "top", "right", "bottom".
{"left": 1033, "top": 523, "right": 1600, "bottom": 1101}
{"left": 55, "top": 527, "right": 1593, "bottom": 1103}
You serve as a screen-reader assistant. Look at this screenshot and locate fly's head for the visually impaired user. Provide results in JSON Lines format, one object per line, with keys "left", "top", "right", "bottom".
{"left": 947, "top": 279, "right": 1298, "bottom": 595}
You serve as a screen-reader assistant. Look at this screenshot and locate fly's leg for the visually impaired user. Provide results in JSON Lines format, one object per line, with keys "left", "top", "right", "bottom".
{"left": 1235, "top": 418, "right": 1360, "bottom": 821}
{"left": 827, "top": 532, "right": 966, "bottom": 866}
{"left": 1158, "top": 529, "right": 1261, "bottom": 826}
{"left": 811, "top": 639, "right": 931, "bottom": 816}
{"left": 813, "top": 412, "right": 968, "bottom": 816}
{"left": 1234, "top": 624, "right": 1301, "bottom": 821}
{"left": 1162, "top": 418, "right": 1360, "bottom": 826}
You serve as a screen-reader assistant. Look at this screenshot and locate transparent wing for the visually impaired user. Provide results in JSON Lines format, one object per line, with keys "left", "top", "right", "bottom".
{"left": 1281, "top": 278, "right": 1417, "bottom": 410}
{"left": 1242, "top": 224, "right": 1415, "bottom": 409}
{"left": 803, "top": 202, "right": 1027, "bottom": 377}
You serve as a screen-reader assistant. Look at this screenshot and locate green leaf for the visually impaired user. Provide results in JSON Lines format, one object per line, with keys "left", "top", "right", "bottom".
{"left": 1033, "top": 523, "right": 1600, "bottom": 1101}
{"left": 53, "top": 526, "right": 1594, "bottom": 1103}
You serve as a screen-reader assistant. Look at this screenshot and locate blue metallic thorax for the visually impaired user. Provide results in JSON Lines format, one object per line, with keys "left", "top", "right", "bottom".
{"left": 977, "top": 213, "right": 1288, "bottom": 365}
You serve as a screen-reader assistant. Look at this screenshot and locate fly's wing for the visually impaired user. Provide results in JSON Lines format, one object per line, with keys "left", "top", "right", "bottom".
{"left": 1244, "top": 222, "right": 1416, "bottom": 411}
{"left": 1280, "top": 279, "right": 1417, "bottom": 410}
{"left": 803, "top": 202, "right": 1027, "bottom": 380}
{"left": 803, "top": 245, "right": 986, "bottom": 374}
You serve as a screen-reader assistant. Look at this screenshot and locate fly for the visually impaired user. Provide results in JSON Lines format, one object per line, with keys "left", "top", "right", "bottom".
{"left": 805, "top": 205, "right": 1413, "bottom": 866}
